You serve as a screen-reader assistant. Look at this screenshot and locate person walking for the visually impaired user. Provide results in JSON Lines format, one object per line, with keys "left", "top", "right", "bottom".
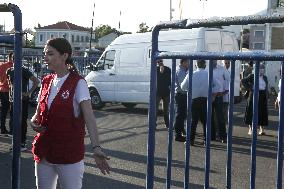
{"left": 156, "top": 59, "right": 171, "bottom": 128}
{"left": 6, "top": 53, "right": 40, "bottom": 151}
{"left": 0, "top": 52, "right": 13, "bottom": 135}
{"left": 174, "top": 58, "right": 189, "bottom": 142}
{"left": 181, "top": 59, "right": 220, "bottom": 146}
{"left": 30, "top": 38, "right": 110, "bottom": 189}
{"left": 242, "top": 63, "right": 268, "bottom": 135}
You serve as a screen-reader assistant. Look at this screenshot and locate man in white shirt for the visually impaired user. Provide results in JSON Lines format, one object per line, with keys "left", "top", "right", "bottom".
{"left": 212, "top": 60, "right": 230, "bottom": 143}
{"left": 181, "top": 59, "right": 220, "bottom": 146}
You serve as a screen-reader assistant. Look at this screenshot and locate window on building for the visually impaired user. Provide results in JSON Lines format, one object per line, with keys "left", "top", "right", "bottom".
{"left": 40, "top": 34, "right": 43, "bottom": 42}
{"left": 51, "top": 34, "right": 54, "bottom": 39}
{"left": 76, "top": 35, "right": 79, "bottom": 42}
{"left": 254, "top": 30, "right": 264, "bottom": 37}
{"left": 253, "top": 42, "right": 264, "bottom": 50}
{"left": 63, "top": 33, "right": 67, "bottom": 38}
{"left": 71, "top": 35, "right": 74, "bottom": 42}
{"left": 81, "top": 36, "right": 84, "bottom": 42}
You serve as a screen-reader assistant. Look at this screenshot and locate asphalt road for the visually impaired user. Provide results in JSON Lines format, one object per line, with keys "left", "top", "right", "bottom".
{"left": 0, "top": 97, "right": 283, "bottom": 189}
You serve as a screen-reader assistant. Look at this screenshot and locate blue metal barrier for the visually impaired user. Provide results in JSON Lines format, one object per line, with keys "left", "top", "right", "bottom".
{"left": 147, "top": 15, "right": 284, "bottom": 189}
{"left": 0, "top": 3, "right": 22, "bottom": 189}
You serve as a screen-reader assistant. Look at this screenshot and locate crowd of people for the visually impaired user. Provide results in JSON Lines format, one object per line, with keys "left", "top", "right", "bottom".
{"left": 156, "top": 58, "right": 281, "bottom": 146}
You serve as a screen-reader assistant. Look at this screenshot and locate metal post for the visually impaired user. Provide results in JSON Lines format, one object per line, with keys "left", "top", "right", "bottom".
{"left": 250, "top": 61, "right": 260, "bottom": 189}
{"left": 166, "top": 59, "right": 176, "bottom": 189}
{"left": 89, "top": 3, "right": 95, "bottom": 51}
{"left": 226, "top": 60, "right": 236, "bottom": 189}
{"left": 204, "top": 59, "right": 213, "bottom": 189}
{"left": 276, "top": 61, "right": 284, "bottom": 189}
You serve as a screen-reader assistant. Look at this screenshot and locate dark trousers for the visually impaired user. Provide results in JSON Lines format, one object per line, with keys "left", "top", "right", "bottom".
{"left": 10, "top": 99, "right": 29, "bottom": 144}
{"left": 174, "top": 93, "right": 187, "bottom": 136}
{"left": 0, "top": 92, "right": 10, "bottom": 131}
{"left": 191, "top": 97, "right": 207, "bottom": 142}
{"left": 156, "top": 95, "right": 170, "bottom": 127}
{"left": 212, "top": 96, "right": 227, "bottom": 140}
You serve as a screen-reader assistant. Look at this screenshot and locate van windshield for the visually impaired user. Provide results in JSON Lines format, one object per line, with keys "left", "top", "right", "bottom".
{"left": 96, "top": 50, "right": 115, "bottom": 70}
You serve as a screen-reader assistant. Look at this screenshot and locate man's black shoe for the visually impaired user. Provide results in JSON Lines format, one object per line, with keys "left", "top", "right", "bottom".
{"left": 175, "top": 135, "right": 186, "bottom": 142}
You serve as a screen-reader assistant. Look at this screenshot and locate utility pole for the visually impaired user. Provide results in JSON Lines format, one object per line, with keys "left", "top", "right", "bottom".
{"left": 170, "top": 0, "right": 175, "bottom": 21}
{"left": 89, "top": 3, "right": 95, "bottom": 51}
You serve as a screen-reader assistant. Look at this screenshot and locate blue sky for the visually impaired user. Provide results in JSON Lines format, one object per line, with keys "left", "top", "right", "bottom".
{"left": 1, "top": 0, "right": 268, "bottom": 33}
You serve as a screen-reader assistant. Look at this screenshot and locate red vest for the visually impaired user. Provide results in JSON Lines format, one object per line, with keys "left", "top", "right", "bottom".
{"left": 32, "top": 72, "right": 85, "bottom": 164}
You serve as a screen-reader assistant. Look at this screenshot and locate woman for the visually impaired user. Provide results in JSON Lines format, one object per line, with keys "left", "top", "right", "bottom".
{"left": 241, "top": 63, "right": 268, "bottom": 135}
{"left": 30, "top": 38, "right": 110, "bottom": 189}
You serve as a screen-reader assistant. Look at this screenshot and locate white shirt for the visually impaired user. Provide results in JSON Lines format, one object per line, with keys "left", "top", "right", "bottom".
{"left": 181, "top": 68, "right": 221, "bottom": 99}
{"left": 39, "top": 73, "right": 91, "bottom": 117}
{"left": 213, "top": 65, "right": 230, "bottom": 93}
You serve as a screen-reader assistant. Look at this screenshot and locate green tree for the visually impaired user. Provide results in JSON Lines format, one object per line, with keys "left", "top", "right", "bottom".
{"left": 137, "top": 22, "right": 150, "bottom": 33}
{"left": 94, "top": 25, "right": 120, "bottom": 39}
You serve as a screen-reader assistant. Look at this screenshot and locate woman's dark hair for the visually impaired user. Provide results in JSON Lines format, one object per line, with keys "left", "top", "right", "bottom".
{"left": 46, "top": 38, "right": 78, "bottom": 73}
{"left": 8, "top": 52, "right": 13, "bottom": 60}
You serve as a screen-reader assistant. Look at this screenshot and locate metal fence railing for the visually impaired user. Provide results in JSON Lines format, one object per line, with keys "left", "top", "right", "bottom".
{"left": 147, "top": 15, "right": 284, "bottom": 189}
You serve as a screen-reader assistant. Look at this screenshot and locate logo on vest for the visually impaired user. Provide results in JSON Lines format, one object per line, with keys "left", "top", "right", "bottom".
{"left": 61, "top": 90, "right": 70, "bottom": 99}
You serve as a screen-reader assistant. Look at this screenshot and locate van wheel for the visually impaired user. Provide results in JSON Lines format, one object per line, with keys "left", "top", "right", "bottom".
{"left": 89, "top": 88, "right": 104, "bottom": 110}
{"left": 122, "top": 103, "right": 137, "bottom": 109}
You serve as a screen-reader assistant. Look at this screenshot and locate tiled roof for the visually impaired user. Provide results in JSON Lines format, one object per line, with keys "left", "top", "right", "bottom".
{"left": 36, "top": 21, "right": 90, "bottom": 32}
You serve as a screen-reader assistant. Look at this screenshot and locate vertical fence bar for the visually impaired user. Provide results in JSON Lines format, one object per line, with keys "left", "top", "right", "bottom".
{"left": 9, "top": 4, "right": 22, "bottom": 189}
{"left": 250, "top": 61, "right": 260, "bottom": 189}
{"left": 276, "top": 61, "right": 284, "bottom": 189}
{"left": 146, "top": 27, "right": 159, "bottom": 189}
{"left": 166, "top": 59, "right": 176, "bottom": 189}
{"left": 184, "top": 59, "right": 193, "bottom": 189}
{"left": 204, "top": 59, "right": 213, "bottom": 189}
{"left": 226, "top": 60, "right": 235, "bottom": 189}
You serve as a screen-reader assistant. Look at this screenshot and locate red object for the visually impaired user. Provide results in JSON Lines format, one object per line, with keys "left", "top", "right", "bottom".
{"left": 32, "top": 72, "right": 86, "bottom": 164}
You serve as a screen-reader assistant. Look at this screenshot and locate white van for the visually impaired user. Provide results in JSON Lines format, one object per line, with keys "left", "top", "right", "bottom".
{"left": 85, "top": 28, "right": 241, "bottom": 109}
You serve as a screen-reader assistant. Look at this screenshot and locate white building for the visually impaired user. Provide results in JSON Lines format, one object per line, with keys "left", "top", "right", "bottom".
{"left": 34, "top": 21, "right": 93, "bottom": 55}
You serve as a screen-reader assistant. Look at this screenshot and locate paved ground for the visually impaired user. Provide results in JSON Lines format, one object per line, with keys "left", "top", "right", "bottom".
{"left": 0, "top": 97, "right": 283, "bottom": 189}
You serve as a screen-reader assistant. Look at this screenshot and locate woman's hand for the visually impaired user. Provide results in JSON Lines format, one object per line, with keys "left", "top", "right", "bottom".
{"left": 30, "top": 115, "right": 46, "bottom": 133}
{"left": 93, "top": 147, "right": 110, "bottom": 175}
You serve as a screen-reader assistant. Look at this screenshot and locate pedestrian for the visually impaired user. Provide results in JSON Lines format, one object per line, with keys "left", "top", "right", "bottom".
{"left": 6, "top": 52, "right": 40, "bottom": 151}
{"left": 242, "top": 63, "right": 268, "bottom": 135}
{"left": 0, "top": 52, "right": 13, "bottom": 135}
{"left": 174, "top": 58, "right": 189, "bottom": 142}
{"left": 30, "top": 38, "right": 110, "bottom": 189}
{"left": 222, "top": 60, "right": 231, "bottom": 125}
{"left": 212, "top": 60, "right": 230, "bottom": 143}
{"left": 156, "top": 59, "right": 171, "bottom": 128}
{"left": 181, "top": 59, "right": 220, "bottom": 146}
